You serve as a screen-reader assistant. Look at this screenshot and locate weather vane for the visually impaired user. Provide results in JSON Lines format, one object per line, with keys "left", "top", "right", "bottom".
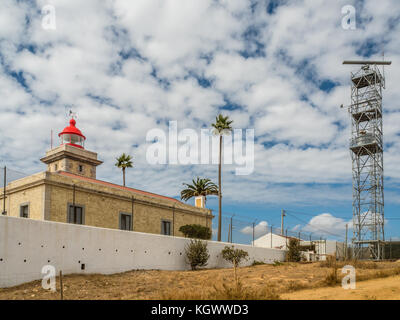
{"left": 69, "top": 110, "right": 77, "bottom": 120}
{"left": 65, "top": 105, "right": 77, "bottom": 120}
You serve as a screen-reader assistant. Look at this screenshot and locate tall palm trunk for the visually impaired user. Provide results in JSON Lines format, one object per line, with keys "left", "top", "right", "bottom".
{"left": 218, "top": 135, "right": 222, "bottom": 241}
{"left": 122, "top": 167, "right": 126, "bottom": 186}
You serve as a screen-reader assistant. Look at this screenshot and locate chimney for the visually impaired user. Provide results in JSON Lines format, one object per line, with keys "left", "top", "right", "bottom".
{"left": 194, "top": 196, "right": 205, "bottom": 208}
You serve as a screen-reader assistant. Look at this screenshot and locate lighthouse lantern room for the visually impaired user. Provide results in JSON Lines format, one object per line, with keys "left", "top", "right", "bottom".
{"left": 58, "top": 118, "right": 86, "bottom": 149}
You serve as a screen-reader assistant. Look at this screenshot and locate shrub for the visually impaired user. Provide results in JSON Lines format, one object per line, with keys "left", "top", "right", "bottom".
{"left": 324, "top": 267, "right": 339, "bottom": 286}
{"left": 185, "top": 239, "right": 210, "bottom": 270}
{"left": 287, "top": 238, "right": 302, "bottom": 262}
{"left": 251, "top": 260, "right": 265, "bottom": 266}
{"left": 221, "top": 246, "right": 249, "bottom": 287}
{"left": 221, "top": 246, "right": 249, "bottom": 268}
{"left": 319, "top": 254, "right": 337, "bottom": 268}
{"left": 179, "top": 224, "right": 212, "bottom": 240}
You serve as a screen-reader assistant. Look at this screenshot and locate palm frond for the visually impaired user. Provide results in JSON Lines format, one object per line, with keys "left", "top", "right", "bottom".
{"left": 211, "top": 114, "right": 233, "bottom": 135}
{"left": 180, "top": 177, "right": 219, "bottom": 201}
{"left": 115, "top": 153, "right": 134, "bottom": 168}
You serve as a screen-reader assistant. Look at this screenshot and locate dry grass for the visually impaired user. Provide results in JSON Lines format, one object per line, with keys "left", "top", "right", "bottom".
{"left": 162, "top": 280, "right": 280, "bottom": 300}
{"left": 1, "top": 261, "right": 400, "bottom": 300}
{"left": 319, "top": 255, "right": 379, "bottom": 269}
{"left": 284, "top": 280, "right": 309, "bottom": 292}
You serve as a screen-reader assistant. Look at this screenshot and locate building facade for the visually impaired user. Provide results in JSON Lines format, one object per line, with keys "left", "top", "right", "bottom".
{"left": 0, "top": 119, "right": 213, "bottom": 237}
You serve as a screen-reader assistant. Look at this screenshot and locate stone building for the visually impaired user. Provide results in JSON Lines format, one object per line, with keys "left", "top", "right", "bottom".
{"left": 0, "top": 118, "right": 213, "bottom": 237}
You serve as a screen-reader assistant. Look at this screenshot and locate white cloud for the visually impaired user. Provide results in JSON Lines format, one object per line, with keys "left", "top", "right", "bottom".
{"left": 0, "top": 0, "right": 399, "bottom": 210}
{"left": 240, "top": 220, "right": 268, "bottom": 238}
{"left": 301, "top": 213, "right": 352, "bottom": 238}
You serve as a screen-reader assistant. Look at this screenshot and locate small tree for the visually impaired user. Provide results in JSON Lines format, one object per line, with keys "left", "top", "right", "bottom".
{"left": 179, "top": 224, "right": 212, "bottom": 240}
{"left": 287, "top": 238, "right": 302, "bottom": 262}
{"left": 115, "top": 153, "right": 133, "bottom": 187}
{"left": 221, "top": 246, "right": 249, "bottom": 287}
{"left": 185, "top": 239, "right": 210, "bottom": 270}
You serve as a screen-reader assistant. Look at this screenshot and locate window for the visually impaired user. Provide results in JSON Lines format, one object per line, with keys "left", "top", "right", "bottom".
{"left": 78, "top": 165, "right": 83, "bottom": 173}
{"left": 161, "top": 220, "right": 172, "bottom": 236}
{"left": 54, "top": 164, "right": 58, "bottom": 171}
{"left": 68, "top": 204, "right": 84, "bottom": 224}
{"left": 119, "top": 213, "right": 132, "bottom": 231}
{"left": 20, "top": 204, "right": 29, "bottom": 218}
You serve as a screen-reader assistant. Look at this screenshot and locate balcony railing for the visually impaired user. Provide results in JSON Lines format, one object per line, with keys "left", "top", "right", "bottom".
{"left": 350, "top": 132, "right": 382, "bottom": 150}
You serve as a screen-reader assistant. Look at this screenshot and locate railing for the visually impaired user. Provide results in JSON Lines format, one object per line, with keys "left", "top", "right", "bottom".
{"left": 350, "top": 132, "right": 382, "bottom": 149}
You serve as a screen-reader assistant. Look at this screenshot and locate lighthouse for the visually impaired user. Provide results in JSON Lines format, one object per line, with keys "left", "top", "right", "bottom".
{"left": 40, "top": 118, "right": 103, "bottom": 178}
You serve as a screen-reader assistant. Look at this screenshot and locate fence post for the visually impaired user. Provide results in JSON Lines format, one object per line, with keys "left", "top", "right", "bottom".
{"left": 270, "top": 225, "right": 273, "bottom": 248}
{"left": 252, "top": 222, "right": 255, "bottom": 246}
{"left": 59, "top": 270, "right": 64, "bottom": 300}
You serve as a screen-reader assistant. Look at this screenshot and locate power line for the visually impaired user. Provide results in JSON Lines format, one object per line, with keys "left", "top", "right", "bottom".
{"left": 285, "top": 209, "right": 400, "bottom": 222}
{"left": 284, "top": 211, "right": 346, "bottom": 240}
{"left": 285, "top": 209, "right": 351, "bottom": 220}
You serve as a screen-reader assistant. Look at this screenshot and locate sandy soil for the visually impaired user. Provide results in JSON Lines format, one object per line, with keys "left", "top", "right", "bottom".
{"left": 282, "top": 275, "right": 400, "bottom": 300}
{"left": 0, "top": 261, "right": 399, "bottom": 300}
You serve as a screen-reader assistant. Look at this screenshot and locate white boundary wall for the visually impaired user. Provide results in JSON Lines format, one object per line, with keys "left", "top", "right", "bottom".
{"left": 0, "top": 216, "right": 286, "bottom": 288}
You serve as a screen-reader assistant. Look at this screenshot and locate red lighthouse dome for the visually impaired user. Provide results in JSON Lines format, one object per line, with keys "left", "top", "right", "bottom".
{"left": 58, "top": 118, "right": 86, "bottom": 149}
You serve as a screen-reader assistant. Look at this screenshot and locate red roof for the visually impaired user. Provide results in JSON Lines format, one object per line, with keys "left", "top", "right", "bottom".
{"left": 58, "top": 119, "right": 86, "bottom": 139}
{"left": 57, "top": 171, "right": 181, "bottom": 203}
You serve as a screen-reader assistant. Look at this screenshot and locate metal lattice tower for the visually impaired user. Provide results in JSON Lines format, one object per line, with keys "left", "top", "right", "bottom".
{"left": 343, "top": 60, "right": 391, "bottom": 260}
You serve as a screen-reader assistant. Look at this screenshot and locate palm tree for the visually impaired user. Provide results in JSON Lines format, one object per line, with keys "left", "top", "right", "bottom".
{"left": 115, "top": 153, "right": 133, "bottom": 187}
{"left": 181, "top": 177, "right": 218, "bottom": 205}
{"left": 211, "top": 114, "right": 233, "bottom": 241}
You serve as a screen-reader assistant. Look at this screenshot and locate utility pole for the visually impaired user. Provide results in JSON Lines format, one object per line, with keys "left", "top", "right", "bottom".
{"left": 230, "top": 214, "right": 234, "bottom": 243}
{"left": 345, "top": 223, "right": 348, "bottom": 260}
{"left": 281, "top": 209, "right": 285, "bottom": 235}
{"left": 2, "top": 166, "right": 6, "bottom": 215}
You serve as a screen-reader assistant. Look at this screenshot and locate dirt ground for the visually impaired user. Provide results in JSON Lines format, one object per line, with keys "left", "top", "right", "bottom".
{"left": 282, "top": 275, "right": 400, "bottom": 300}
{"left": 1, "top": 261, "right": 400, "bottom": 300}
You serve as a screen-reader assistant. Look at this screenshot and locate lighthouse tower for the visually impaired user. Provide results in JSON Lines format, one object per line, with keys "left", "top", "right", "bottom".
{"left": 40, "top": 118, "right": 103, "bottom": 179}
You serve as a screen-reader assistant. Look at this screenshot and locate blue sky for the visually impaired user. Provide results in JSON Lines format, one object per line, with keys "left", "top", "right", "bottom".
{"left": 0, "top": 0, "right": 400, "bottom": 243}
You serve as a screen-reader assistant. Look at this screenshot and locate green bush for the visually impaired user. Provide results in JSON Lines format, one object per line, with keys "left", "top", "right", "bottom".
{"left": 185, "top": 239, "right": 210, "bottom": 270}
{"left": 221, "top": 246, "right": 249, "bottom": 267}
{"left": 287, "top": 238, "right": 302, "bottom": 262}
{"left": 273, "top": 260, "right": 283, "bottom": 267}
{"left": 179, "top": 224, "right": 212, "bottom": 239}
{"left": 221, "top": 246, "right": 249, "bottom": 288}
{"left": 251, "top": 260, "right": 266, "bottom": 266}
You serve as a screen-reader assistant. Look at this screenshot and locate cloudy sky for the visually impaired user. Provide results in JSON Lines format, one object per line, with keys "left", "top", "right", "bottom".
{"left": 1, "top": 0, "right": 399, "bottom": 242}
